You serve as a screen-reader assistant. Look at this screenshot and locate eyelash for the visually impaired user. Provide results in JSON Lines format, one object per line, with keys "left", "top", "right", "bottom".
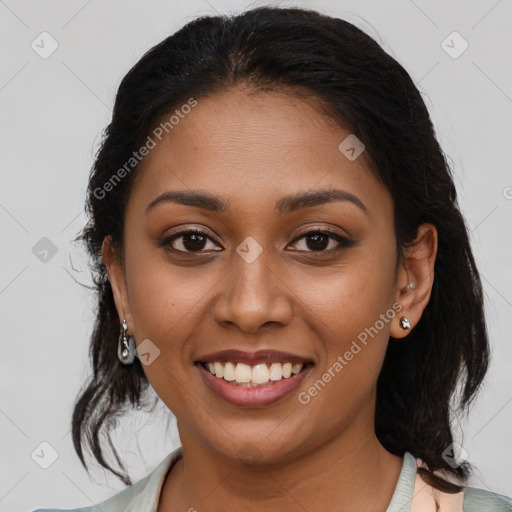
{"left": 160, "top": 227, "right": 356, "bottom": 255}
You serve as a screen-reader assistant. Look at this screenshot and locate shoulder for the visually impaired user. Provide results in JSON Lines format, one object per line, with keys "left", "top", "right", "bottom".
{"left": 31, "top": 476, "right": 150, "bottom": 512}
{"left": 462, "top": 486, "right": 512, "bottom": 512}
{"left": 31, "top": 447, "right": 184, "bottom": 512}
{"left": 409, "top": 454, "right": 512, "bottom": 512}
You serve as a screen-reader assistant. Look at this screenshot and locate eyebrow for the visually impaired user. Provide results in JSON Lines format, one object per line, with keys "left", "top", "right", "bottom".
{"left": 145, "top": 188, "right": 368, "bottom": 215}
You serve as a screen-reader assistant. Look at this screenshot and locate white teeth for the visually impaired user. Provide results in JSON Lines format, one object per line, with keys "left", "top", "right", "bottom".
{"left": 214, "top": 362, "right": 224, "bottom": 378}
{"left": 292, "top": 364, "right": 302, "bottom": 375}
{"left": 269, "top": 363, "right": 283, "bottom": 381}
{"left": 234, "top": 363, "right": 252, "bottom": 382}
{"left": 252, "top": 363, "right": 270, "bottom": 384}
{"left": 223, "top": 362, "right": 236, "bottom": 381}
{"left": 204, "top": 361, "right": 305, "bottom": 385}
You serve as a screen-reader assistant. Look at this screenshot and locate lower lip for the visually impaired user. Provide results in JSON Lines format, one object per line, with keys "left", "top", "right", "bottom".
{"left": 196, "top": 363, "right": 312, "bottom": 407}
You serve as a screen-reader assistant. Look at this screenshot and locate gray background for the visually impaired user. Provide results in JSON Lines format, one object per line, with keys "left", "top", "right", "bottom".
{"left": 1, "top": 0, "right": 511, "bottom": 510}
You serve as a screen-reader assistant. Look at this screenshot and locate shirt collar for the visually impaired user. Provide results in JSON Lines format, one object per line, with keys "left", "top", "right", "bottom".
{"left": 386, "top": 452, "right": 418, "bottom": 511}
{"left": 125, "top": 446, "right": 183, "bottom": 512}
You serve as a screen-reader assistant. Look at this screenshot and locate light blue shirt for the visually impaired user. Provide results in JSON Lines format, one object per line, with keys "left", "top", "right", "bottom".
{"left": 33, "top": 448, "right": 512, "bottom": 511}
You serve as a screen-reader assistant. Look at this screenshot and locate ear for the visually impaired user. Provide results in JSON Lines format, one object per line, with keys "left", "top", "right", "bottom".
{"left": 390, "top": 223, "right": 438, "bottom": 339}
{"left": 102, "top": 236, "right": 135, "bottom": 334}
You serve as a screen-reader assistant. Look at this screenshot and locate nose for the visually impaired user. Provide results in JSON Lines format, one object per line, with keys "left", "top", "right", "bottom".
{"left": 213, "top": 246, "right": 293, "bottom": 334}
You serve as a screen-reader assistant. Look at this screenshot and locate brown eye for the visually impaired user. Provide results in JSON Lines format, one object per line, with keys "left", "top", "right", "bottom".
{"left": 161, "top": 229, "right": 222, "bottom": 253}
{"left": 288, "top": 230, "right": 356, "bottom": 252}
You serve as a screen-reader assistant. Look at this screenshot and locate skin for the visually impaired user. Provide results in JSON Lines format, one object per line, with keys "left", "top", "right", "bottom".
{"left": 103, "top": 86, "right": 437, "bottom": 512}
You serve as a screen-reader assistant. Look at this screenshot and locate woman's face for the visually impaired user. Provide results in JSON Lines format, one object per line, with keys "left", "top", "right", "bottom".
{"left": 106, "top": 87, "right": 415, "bottom": 464}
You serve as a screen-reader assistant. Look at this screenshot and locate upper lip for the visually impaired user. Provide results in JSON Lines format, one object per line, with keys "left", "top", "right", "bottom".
{"left": 195, "top": 349, "right": 314, "bottom": 366}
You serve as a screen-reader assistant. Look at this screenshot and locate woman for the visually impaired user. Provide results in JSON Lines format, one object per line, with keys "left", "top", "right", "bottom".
{"left": 34, "top": 6, "right": 512, "bottom": 512}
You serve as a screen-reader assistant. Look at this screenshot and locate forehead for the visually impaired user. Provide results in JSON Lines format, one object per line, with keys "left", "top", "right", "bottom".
{"left": 128, "top": 87, "right": 391, "bottom": 220}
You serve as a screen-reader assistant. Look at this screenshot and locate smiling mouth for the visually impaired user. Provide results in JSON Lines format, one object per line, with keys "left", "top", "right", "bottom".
{"left": 196, "top": 361, "right": 314, "bottom": 387}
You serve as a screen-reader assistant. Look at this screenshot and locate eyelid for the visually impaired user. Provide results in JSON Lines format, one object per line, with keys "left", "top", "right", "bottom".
{"left": 165, "top": 225, "right": 218, "bottom": 240}
{"left": 161, "top": 225, "right": 355, "bottom": 254}
{"left": 291, "top": 226, "right": 350, "bottom": 242}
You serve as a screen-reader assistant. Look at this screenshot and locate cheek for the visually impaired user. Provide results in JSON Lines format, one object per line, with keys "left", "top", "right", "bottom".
{"left": 123, "top": 252, "right": 214, "bottom": 411}
{"left": 129, "top": 270, "right": 200, "bottom": 337}
{"left": 124, "top": 245, "right": 226, "bottom": 359}
{"left": 295, "top": 249, "right": 396, "bottom": 401}
{"left": 299, "top": 250, "right": 395, "bottom": 342}
{"left": 296, "top": 287, "right": 391, "bottom": 431}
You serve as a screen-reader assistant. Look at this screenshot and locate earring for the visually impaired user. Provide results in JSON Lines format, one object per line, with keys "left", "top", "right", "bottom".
{"left": 118, "top": 318, "right": 136, "bottom": 364}
{"left": 400, "top": 317, "right": 411, "bottom": 330}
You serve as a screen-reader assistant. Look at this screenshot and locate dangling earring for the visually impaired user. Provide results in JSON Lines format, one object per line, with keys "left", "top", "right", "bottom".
{"left": 118, "top": 318, "right": 136, "bottom": 364}
{"left": 400, "top": 317, "right": 411, "bottom": 330}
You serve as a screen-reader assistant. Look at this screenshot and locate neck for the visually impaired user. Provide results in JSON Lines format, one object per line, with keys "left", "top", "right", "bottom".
{"left": 158, "top": 422, "right": 403, "bottom": 512}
